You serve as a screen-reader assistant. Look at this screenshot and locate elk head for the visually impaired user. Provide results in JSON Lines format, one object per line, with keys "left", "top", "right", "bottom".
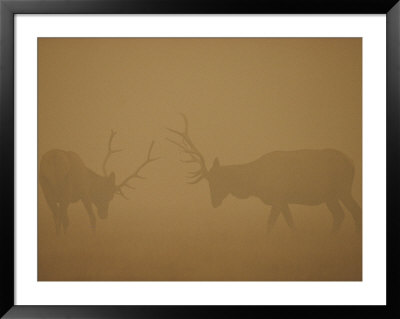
{"left": 99, "top": 130, "right": 159, "bottom": 218}
{"left": 167, "top": 114, "right": 229, "bottom": 208}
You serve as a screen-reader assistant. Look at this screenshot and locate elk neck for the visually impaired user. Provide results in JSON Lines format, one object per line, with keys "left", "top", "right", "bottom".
{"left": 86, "top": 168, "right": 109, "bottom": 195}
{"left": 215, "top": 163, "right": 257, "bottom": 199}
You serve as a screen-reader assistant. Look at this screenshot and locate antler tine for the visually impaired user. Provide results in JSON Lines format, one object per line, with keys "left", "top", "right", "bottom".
{"left": 187, "top": 168, "right": 205, "bottom": 178}
{"left": 146, "top": 140, "right": 156, "bottom": 161}
{"left": 181, "top": 113, "right": 189, "bottom": 135}
{"left": 102, "top": 130, "right": 123, "bottom": 176}
{"left": 166, "top": 137, "right": 187, "bottom": 152}
{"left": 187, "top": 174, "right": 205, "bottom": 184}
{"left": 180, "top": 158, "right": 197, "bottom": 164}
{"left": 116, "top": 141, "right": 160, "bottom": 194}
{"left": 115, "top": 188, "right": 129, "bottom": 200}
{"left": 166, "top": 114, "right": 208, "bottom": 183}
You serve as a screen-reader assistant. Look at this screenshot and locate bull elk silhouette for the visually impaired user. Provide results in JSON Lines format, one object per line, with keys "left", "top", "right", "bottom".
{"left": 168, "top": 114, "right": 361, "bottom": 233}
{"left": 39, "top": 131, "right": 159, "bottom": 234}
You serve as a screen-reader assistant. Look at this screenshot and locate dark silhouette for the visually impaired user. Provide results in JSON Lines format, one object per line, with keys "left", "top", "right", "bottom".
{"left": 39, "top": 130, "right": 159, "bottom": 234}
{"left": 168, "top": 114, "right": 361, "bottom": 233}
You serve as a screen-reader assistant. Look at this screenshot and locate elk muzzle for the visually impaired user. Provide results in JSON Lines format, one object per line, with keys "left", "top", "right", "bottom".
{"left": 96, "top": 202, "right": 110, "bottom": 219}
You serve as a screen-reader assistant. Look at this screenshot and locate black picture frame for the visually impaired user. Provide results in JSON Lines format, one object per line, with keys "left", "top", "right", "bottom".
{"left": 1, "top": 0, "right": 399, "bottom": 318}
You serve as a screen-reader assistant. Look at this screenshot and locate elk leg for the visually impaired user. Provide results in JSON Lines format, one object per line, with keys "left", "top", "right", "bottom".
{"left": 45, "top": 198, "right": 61, "bottom": 235}
{"left": 59, "top": 202, "right": 69, "bottom": 234}
{"left": 267, "top": 206, "right": 280, "bottom": 234}
{"left": 53, "top": 203, "right": 62, "bottom": 235}
{"left": 340, "top": 194, "right": 362, "bottom": 232}
{"left": 326, "top": 200, "right": 345, "bottom": 233}
{"left": 82, "top": 200, "right": 96, "bottom": 231}
{"left": 40, "top": 176, "right": 62, "bottom": 234}
{"left": 48, "top": 200, "right": 61, "bottom": 235}
{"left": 280, "top": 204, "right": 296, "bottom": 231}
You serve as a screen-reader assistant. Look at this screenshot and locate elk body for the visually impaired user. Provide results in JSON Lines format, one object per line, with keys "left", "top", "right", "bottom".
{"left": 168, "top": 115, "right": 361, "bottom": 233}
{"left": 39, "top": 131, "right": 158, "bottom": 234}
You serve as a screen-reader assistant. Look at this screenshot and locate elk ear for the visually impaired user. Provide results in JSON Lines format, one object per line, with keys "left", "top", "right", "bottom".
{"left": 109, "top": 172, "right": 116, "bottom": 185}
{"left": 213, "top": 157, "right": 220, "bottom": 168}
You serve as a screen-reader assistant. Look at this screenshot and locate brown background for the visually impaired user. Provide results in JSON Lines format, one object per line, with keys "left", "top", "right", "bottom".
{"left": 38, "top": 38, "right": 362, "bottom": 281}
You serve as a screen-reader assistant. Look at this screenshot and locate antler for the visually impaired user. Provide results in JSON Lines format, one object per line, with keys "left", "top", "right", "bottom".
{"left": 167, "top": 114, "right": 208, "bottom": 184}
{"left": 116, "top": 141, "right": 160, "bottom": 199}
{"left": 103, "top": 130, "right": 122, "bottom": 176}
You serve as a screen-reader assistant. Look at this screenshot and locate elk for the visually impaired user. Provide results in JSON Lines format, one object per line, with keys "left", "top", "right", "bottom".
{"left": 39, "top": 130, "right": 159, "bottom": 234}
{"left": 167, "top": 114, "right": 361, "bottom": 233}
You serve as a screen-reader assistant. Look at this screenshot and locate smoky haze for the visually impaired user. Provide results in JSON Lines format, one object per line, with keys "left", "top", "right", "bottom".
{"left": 38, "top": 38, "right": 362, "bottom": 281}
